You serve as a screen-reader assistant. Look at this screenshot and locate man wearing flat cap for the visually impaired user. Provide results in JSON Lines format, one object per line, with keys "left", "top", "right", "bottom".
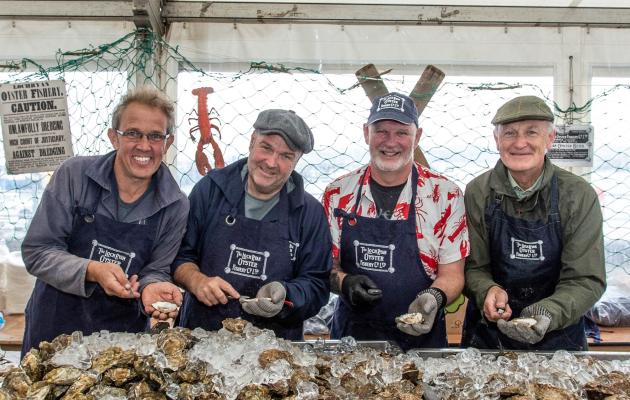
{"left": 172, "top": 109, "right": 332, "bottom": 339}
{"left": 323, "top": 92, "right": 469, "bottom": 350}
{"left": 462, "top": 95, "right": 606, "bottom": 350}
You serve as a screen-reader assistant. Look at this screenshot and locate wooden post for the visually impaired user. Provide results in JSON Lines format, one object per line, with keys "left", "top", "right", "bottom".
{"left": 355, "top": 63, "right": 389, "bottom": 100}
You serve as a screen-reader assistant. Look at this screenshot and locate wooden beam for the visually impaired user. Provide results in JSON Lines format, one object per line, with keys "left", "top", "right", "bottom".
{"left": 162, "top": 2, "right": 630, "bottom": 28}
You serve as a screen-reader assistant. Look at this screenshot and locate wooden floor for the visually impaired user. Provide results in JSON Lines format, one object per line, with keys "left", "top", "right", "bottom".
{"left": 3, "top": 314, "right": 630, "bottom": 352}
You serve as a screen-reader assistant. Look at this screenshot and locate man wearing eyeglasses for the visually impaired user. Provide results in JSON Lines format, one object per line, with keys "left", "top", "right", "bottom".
{"left": 21, "top": 85, "right": 189, "bottom": 355}
{"left": 172, "top": 109, "right": 332, "bottom": 339}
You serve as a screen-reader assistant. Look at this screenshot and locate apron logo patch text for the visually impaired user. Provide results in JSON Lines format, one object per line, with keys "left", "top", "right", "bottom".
{"left": 353, "top": 240, "right": 395, "bottom": 273}
{"left": 225, "top": 244, "right": 269, "bottom": 280}
{"left": 288, "top": 241, "right": 299, "bottom": 261}
{"left": 89, "top": 239, "right": 135, "bottom": 274}
{"left": 510, "top": 238, "right": 545, "bottom": 261}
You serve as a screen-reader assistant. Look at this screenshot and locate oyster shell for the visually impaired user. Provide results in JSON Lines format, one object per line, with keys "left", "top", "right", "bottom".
{"left": 236, "top": 384, "right": 271, "bottom": 400}
{"left": 87, "top": 384, "right": 127, "bottom": 398}
{"left": 25, "top": 381, "right": 52, "bottom": 400}
{"left": 157, "top": 328, "right": 192, "bottom": 355}
{"left": 66, "top": 373, "right": 98, "bottom": 395}
{"left": 533, "top": 383, "right": 578, "bottom": 399}
{"left": 103, "top": 367, "right": 137, "bottom": 387}
{"left": 222, "top": 318, "right": 249, "bottom": 334}
{"left": 583, "top": 371, "right": 630, "bottom": 398}
{"left": 90, "top": 347, "right": 137, "bottom": 374}
{"left": 61, "top": 391, "right": 96, "bottom": 400}
{"left": 395, "top": 312, "right": 425, "bottom": 325}
{"left": 1, "top": 368, "right": 32, "bottom": 397}
{"left": 151, "top": 301, "right": 178, "bottom": 313}
{"left": 512, "top": 317, "right": 537, "bottom": 328}
{"left": 43, "top": 366, "right": 83, "bottom": 386}
{"left": 20, "top": 349, "right": 44, "bottom": 382}
{"left": 126, "top": 380, "right": 153, "bottom": 399}
{"left": 258, "top": 349, "right": 294, "bottom": 369}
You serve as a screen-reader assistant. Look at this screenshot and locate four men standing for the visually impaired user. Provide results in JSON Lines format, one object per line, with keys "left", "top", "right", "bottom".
{"left": 20, "top": 86, "right": 606, "bottom": 352}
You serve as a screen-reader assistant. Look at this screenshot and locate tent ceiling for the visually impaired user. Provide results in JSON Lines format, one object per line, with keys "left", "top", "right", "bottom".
{"left": 168, "top": 0, "right": 630, "bottom": 6}
{"left": 2, "top": 1, "right": 630, "bottom": 31}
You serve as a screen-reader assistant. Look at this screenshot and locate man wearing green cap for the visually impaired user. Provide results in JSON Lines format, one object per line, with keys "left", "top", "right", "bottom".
{"left": 462, "top": 95, "right": 605, "bottom": 350}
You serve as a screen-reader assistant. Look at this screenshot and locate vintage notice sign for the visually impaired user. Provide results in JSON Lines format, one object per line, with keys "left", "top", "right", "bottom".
{"left": 1, "top": 80, "right": 73, "bottom": 174}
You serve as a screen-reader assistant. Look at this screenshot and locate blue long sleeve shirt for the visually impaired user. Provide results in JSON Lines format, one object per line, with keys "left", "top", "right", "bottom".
{"left": 173, "top": 158, "right": 332, "bottom": 323}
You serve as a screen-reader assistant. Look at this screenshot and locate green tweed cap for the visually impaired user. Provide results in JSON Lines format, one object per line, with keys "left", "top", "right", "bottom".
{"left": 492, "top": 95, "right": 554, "bottom": 125}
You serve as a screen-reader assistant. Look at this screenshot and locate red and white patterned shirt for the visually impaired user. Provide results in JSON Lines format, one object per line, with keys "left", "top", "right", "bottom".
{"left": 322, "top": 162, "right": 469, "bottom": 280}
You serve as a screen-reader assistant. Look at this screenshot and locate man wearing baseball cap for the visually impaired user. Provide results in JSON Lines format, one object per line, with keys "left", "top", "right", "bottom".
{"left": 322, "top": 92, "right": 469, "bottom": 350}
{"left": 462, "top": 95, "right": 606, "bottom": 350}
{"left": 172, "top": 109, "right": 332, "bottom": 339}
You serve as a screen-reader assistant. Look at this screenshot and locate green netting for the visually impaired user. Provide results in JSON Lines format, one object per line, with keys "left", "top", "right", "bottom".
{"left": 1, "top": 29, "right": 629, "bottom": 274}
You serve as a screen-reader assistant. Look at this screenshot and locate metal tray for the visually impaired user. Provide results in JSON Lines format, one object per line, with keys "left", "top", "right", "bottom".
{"left": 294, "top": 339, "right": 398, "bottom": 352}
{"left": 294, "top": 340, "right": 630, "bottom": 360}
{"left": 407, "top": 348, "right": 630, "bottom": 360}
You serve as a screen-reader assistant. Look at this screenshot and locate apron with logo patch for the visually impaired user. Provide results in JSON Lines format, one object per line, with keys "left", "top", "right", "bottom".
{"left": 23, "top": 185, "right": 157, "bottom": 355}
{"left": 330, "top": 167, "right": 447, "bottom": 351}
{"left": 462, "top": 175, "right": 586, "bottom": 350}
{"left": 178, "top": 185, "right": 302, "bottom": 339}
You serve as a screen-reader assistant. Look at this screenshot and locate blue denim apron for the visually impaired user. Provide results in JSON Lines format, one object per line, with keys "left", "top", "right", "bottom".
{"left": 462, "top": 175, "right": 586, "bottom": 350}
{"left": 178, "top": 185, "right": 302, "bottom": 339}
{"left": 330, "top": 167, "right": 447, "bottom": 351}
{"left": 23, "top": 185, "right": 157, "bottom": 355}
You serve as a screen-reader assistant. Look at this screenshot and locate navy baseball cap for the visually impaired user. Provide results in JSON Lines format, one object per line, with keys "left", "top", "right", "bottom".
{"left": 367, "top": 92, "right": 419, "bottom": 126}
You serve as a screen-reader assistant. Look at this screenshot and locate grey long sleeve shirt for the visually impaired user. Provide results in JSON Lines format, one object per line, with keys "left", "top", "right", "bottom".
{"left": 21, "top": 151, "right": 189, "bottom": 297}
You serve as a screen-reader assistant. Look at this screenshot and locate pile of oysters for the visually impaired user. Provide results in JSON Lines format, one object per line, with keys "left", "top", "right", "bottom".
{"left": 0, "top": 318, "right": 628, "bottom": 399}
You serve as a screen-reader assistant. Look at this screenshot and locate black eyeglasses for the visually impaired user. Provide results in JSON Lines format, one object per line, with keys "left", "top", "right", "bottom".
{"left": 115, "top": 129, "right": 168, "bottom": 143}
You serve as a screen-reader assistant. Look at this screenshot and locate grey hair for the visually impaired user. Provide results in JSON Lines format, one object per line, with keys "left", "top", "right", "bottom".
{"left": 111, "top": 85, "right": 175, "bottom": 135}
{"left": 493, "top": 120, "right": 555, "bottom": 137}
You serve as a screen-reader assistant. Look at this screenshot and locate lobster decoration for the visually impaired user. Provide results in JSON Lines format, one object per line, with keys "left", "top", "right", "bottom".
{"left": 189, "top": 87, "right": 225, "bottom": 175}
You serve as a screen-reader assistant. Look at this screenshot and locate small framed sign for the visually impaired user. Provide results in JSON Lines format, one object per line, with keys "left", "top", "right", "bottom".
{"left": 548, "top": 124, "right": 593, "bottom": 167}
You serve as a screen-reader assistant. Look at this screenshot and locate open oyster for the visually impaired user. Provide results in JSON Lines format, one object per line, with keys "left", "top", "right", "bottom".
{"left": 395, "top": 312, "right": 425, "bottom": 325}
{"left": 512, "top": 317, "right": 537, "bottom": 328}
{"left": 151, "top": 301, "right": 179, "bottom": 313}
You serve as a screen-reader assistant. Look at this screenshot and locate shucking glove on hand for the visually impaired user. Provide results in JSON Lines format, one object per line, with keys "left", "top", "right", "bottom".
{"left": 240, "top": 281, "right": 286, "bottom": 318}
{"left": 341, "top": 274, "right": 383, "bottom": 307}
{"left": 497, "top": 304, "right": 552, "bottom": 344}
{"left": 396, "top": 287, "right": 446, "bottom": 336}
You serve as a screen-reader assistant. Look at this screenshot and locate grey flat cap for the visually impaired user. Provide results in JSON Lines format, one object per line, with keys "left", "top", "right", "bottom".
{"left": 492, "top": 95, "right": 554, "bottom": 125}
{"left": 253, "top": 109, "right": 314, "bottom": 154}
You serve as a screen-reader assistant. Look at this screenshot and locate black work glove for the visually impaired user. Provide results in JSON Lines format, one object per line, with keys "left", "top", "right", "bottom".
{"left": 341, "top": 274, "right": 383, "bottom": 307}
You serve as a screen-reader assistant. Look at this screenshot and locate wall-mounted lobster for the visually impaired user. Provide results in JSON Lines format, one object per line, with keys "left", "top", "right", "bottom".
{"left": 189, "top": 87, "right": 225, "bottom": 175}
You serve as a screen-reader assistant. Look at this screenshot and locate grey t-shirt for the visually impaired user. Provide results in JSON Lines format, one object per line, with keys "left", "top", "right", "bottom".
{"left": 115, "top": 180, "right": 154, "bottom": 222}
{"left": 241, "top": 164, "right": 295, "bottom": 220}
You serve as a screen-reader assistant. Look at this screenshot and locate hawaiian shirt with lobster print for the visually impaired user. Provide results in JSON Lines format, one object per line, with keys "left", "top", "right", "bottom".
{"left": 322, "top": 162, "right": 470, "bottom": 280}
